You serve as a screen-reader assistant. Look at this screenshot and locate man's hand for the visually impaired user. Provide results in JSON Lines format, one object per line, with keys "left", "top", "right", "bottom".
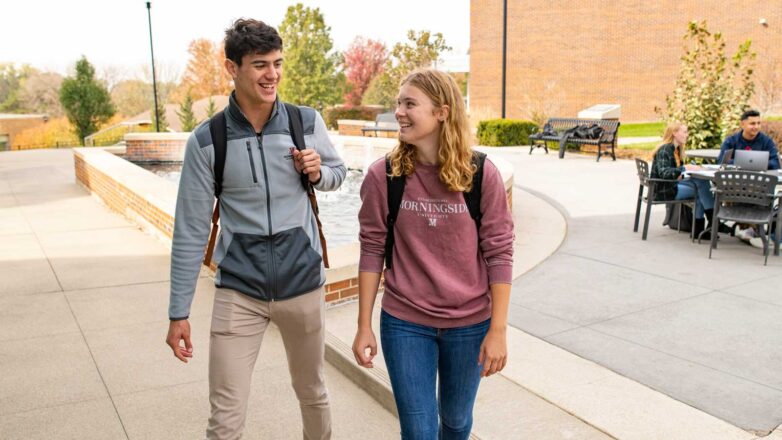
{"left": 166, "top": 319, "right": 193, "bottom": 363}
{"left": 352, "top": 326, "right": 377, "bottom": 368}
{"left": 293, "top": 149, "right": 322, "bottom": 183}
{"left": 478, "top": 327, "right": 507, "bottom": 377}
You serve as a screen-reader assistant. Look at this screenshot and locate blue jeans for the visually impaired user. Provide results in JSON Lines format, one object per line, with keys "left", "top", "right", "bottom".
{"left": 380, "top": 310, "right": 490, "bottom": 440}
{"left": 676, "top": 179, "right": 714, "bottom": 219}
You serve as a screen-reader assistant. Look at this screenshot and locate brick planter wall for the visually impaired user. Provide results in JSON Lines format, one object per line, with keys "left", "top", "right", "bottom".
{"left": 73, "top": 147, "right": 363, "bottom": 305}
{"left": 337, "top": 120, "right": 397, "bottom": 138}
{"left": 73, "top": 145, "right": 514, "bottom": 306}
{"left": 125, "top": 133, "right": 189, "bottom": 162}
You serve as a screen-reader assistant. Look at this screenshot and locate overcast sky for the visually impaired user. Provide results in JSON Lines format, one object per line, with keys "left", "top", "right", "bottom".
{"left": 2, "top": 0, "right": 470, "bottom": 79}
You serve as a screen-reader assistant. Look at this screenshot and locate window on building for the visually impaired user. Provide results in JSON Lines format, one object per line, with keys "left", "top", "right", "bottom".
{"left": 0, "top": 134, "right": 9, "bottom": 151}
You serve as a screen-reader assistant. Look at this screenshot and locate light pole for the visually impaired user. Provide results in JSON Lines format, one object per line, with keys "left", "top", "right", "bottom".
{"left": 146, "top": 1, "right": 160, "bottom": 132}
{"left": 501, "top": 0, "right": 507, "bottom": 119}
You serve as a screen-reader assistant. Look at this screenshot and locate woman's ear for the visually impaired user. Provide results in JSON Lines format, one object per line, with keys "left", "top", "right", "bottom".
{"left": 437, "top": 105, "right": 450, "bottom": 122}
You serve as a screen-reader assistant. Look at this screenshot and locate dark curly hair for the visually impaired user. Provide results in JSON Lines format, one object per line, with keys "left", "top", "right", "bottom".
{"left": 224, "top": 19, "right": 283, "bottom": 65}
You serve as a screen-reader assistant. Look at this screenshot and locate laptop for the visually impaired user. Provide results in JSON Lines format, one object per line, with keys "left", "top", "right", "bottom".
{"left": 734, "top": 150, "right": 769, "bottom": 171}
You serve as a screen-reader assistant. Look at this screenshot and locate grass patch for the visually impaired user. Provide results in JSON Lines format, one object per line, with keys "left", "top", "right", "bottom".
{"left": 767, "top": 116, "right": 782, "bottom": 121}
{"left": 618, "top": 121, "right": 664, "bottom": 138}
{"left": 619, "top": 141, "right": 658, "bottom": 151}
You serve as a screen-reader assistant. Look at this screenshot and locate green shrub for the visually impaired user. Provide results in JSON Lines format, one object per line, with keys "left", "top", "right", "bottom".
{"left": 322, "top": 105, "right": 385, "bottom": 129}
{"left": 477, "top": 119, "right": 538, "bottom": 146}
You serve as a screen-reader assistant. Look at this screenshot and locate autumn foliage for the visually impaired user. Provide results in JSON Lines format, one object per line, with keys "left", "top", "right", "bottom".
{"left": 342, "top": 37, "right": 387, "bottom": 106}
{"left": 178, "top": 39, "right": 232, "bottom": 102}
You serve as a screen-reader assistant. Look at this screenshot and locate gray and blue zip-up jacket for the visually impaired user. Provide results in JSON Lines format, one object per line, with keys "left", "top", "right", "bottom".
{"left": 168, "top": 94, "right": 346, "bottom": 320}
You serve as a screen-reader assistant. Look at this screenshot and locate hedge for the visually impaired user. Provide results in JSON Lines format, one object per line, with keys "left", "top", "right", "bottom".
{"left": 322, "top": 105, "right": 385, "bottom": 129}
{"left": 477, "top": 119, "right": 539, "bottom": 146}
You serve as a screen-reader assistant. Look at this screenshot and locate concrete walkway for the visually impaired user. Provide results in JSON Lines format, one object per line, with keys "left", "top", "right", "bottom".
{"left": 486, "top": 148, "right": 782, "bottom": 436}
{"left": 3, "top": 148, "right": 781, "bottom": 439}
{"left": 0, "top": 149, "right": 398, "bottom": 439}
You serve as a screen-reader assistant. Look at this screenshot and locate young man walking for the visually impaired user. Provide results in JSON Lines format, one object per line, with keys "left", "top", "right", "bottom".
{"left": 165, "top": 19, "right": 345, "bottom": 440}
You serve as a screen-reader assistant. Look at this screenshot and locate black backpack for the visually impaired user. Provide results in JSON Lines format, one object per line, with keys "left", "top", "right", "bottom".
{"left": 203, "top": 103, "right": 329, "bottom": 268}
{"left": 383, "top": 151, "right": 487, "bottom": 269}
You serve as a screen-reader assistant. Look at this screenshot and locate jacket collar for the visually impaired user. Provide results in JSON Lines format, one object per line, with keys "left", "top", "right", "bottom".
{"left": 226, "top": 91, "right": 280, "bottom": 132}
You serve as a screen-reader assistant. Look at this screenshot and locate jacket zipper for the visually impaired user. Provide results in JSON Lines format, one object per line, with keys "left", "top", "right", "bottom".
{"left": 246, "top": 141, "right": 258, "bottom": 183}
{"left": 258, "top": 133, "right": 276, "bottom": 300}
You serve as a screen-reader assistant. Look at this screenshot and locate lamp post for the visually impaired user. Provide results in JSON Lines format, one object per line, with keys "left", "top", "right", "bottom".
{"left": 146, "top": 1, "right": 160, "bottom": 132}
{"left": 501, "top": 0, "right": 507, "bottom": 119}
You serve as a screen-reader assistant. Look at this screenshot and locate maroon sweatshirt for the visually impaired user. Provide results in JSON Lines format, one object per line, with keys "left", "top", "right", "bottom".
{"left": 358, "top": 157, "right": 514, "bottom": 328}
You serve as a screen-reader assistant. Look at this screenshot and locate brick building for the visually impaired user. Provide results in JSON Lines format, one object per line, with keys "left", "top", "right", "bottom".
{"left": 0, "top": 114, "right": 48, "bottom": 151}
{"left": 469, "top": 0, "right": 782, "bottom": 122}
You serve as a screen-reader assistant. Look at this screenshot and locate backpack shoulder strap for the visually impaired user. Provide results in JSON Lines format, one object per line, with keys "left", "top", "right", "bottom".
{"left": 204, "top": 110, "right": 226, "bottom": 267}
{"left": 283, "top": 102, "right": 330, "bottom": 268}
{"left": 384, "top": 156, "right": 406, "bottom": 269}
{"left": 283, "top": 102, "right": 311, "bottom": 193}
{"left": 463, "top": 151, "right": 487, "bottom": 230}
{"left": 208, "top": 110, "right": 227, "bottom": 197}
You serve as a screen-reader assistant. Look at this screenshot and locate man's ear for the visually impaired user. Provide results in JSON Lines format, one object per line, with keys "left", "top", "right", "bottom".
{"left": 437, "top": 105, "right": 450, "bottom": 122}
{"left": 224, "top": 58, "right": 238, "bottom": 78}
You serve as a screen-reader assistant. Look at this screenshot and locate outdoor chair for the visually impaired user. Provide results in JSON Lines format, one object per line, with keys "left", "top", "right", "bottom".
{"left": 634, "top": 158, "right": 697, "bottom": 241}
{"left": 709, "top": 170, "right": 780, "bottom": 265}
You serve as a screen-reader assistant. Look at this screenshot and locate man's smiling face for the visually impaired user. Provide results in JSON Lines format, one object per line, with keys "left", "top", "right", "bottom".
{"left": 229, "top": 50, "right": 283, "bottom": 106}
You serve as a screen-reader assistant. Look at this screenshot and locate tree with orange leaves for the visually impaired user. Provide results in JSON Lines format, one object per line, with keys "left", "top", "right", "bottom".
{"left": 177, "top": 39, "right": 232, "bottom": 102}
{"left": 343, "top": 37, "right": 387, "bottom": 106}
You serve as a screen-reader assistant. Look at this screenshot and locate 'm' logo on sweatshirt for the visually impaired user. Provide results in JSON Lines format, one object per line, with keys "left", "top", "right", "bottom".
{"left": 428, "top": 218, "right": 437, "bottom": 227}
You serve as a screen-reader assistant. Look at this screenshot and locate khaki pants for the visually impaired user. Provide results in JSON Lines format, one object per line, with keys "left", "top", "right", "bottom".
{"left": 205, "top": 287, "right": 331, "bottom": 440}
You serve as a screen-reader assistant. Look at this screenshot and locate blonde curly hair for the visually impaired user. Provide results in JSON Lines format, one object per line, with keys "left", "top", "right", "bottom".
{"left": 387, "top": 69, "right": 476, "bottom": 192}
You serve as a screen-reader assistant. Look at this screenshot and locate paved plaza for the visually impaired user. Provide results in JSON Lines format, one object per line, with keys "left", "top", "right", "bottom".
{"left": 1, "top": 148, "right": 781, "bottom": 439}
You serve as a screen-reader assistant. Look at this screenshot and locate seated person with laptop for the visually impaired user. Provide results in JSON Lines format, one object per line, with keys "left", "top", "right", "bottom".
{"left": 717, "top": 109, "right": 780, "bottom": 170}
{"left": 717, "top": 109, "right": 780, "bottom": 245}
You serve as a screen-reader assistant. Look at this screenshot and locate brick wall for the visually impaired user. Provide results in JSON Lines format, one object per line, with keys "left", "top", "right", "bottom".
{"left": 0, "top": 115, "right": 47, "bottom": 148}
{"left": 125, "top": 133, "right": 188, "bottom": 162}
{"left": 74, "top": 152, "right": 175, "bottom": 239}
{"left": 470, "top": 0, "right": 782, "bottom": 122}
{"left": 73, "top": 147, "right": 363, "bottom": 305}
{"left": 337, "top": 120, "right": 398, "bottom": 138}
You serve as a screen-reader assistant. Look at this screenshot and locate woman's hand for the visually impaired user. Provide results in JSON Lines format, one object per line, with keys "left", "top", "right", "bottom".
{"left": 685, "top": 164, "right": 701, "bottom": 171}
{"left": 352, "top": 326, "right": 378, "bottom": 368}
{"left": 478, "top": 327, "right": 507, "bottom": 377}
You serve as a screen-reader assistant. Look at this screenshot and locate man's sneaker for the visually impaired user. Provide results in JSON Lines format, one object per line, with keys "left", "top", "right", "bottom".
{"left": 750, "top": 237, "right": 766, "bottom": 249}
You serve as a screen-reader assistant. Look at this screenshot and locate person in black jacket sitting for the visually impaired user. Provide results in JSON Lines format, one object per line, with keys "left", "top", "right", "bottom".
{"left": 651, "top": 122, "right": 724, "bottom": 239}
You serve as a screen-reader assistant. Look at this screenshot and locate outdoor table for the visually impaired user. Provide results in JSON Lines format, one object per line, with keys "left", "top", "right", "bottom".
{"left": 687, "top": 149, "right": 721, "bottom": 164}
{"left": 687, "top": 168, "right": 782, "bottom": 256}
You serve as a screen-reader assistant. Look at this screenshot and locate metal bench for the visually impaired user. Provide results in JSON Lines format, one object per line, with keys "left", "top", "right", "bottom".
{"left": 361, "top": 112, "right": 399, "bottom": 137}
{"left": 529, "top": 118, "right": 620, "bottom": 161}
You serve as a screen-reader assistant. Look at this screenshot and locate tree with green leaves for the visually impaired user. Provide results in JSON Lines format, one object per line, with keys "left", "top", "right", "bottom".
{"left": 0, "top": 63, "right": 35, "bottom": 113}
{"left": 657, "top": 21, "right": 755, "bottom": 150}
{"left": 59, "top": 57, "right": 115, "bottom": 144}
{"left": 177, "top": 91, "right": 197, "bottom": 132}
{"left": 278, "top": 3, "right": 345, "bottom": 111}
{"left": 205, "top": 96, "right": 217, "bottom": 119}
{"left": 363, "top": 30, "right": 451, "bottom": 108}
